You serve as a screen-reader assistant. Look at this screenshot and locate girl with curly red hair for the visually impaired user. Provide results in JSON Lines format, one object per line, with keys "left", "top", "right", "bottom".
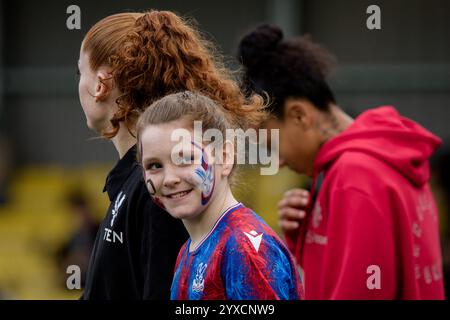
{"left": 77, "top": 10, "right": 264, "bottom": 300}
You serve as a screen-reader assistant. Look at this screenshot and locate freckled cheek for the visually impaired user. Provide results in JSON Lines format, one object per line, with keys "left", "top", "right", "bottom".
{"left": 78, "top": 76, "right": 87, "bottom": 93}
{"left": 78, "top": 80, "right": 91, "bottom": 111}
{"left": 78, "top": 81, "right": 85, "bottom": 103}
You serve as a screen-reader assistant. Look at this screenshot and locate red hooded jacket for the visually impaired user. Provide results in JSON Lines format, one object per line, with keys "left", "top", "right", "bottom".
{"left": 285, "top": 106, "right": 445, "bottom": 299}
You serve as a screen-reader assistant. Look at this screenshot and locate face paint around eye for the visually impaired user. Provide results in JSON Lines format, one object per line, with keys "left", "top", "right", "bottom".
{"left": 191, "top": 141, "right": 215, "bottom": 206}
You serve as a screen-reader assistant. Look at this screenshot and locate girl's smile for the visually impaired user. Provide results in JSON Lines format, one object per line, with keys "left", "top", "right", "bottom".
{"left": 164, "top": 188, "right": 194, "bottom": 200}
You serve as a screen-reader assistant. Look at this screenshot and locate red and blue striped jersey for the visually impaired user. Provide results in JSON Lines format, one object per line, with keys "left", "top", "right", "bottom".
{"left": 170, "top": 203, "right": 303, "bottom": 300}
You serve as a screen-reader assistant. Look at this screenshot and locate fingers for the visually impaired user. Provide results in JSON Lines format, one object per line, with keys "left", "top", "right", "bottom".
{"left": 278, "top": 207, "right": 306, "bottom": 232}
{"left": 279, "top": 219, "right": 300, "bottom": 232}
{"left": 279, "top": 207, "right": 306, "bottom": 221}
{"left": 284, "top": 188, "right": 310, "bottom": 198}
{"left": 278, "top": 189, "right": 310, "bottom": 210}
{"left": 278, "top": 188, "right": 310, "bottom": 233}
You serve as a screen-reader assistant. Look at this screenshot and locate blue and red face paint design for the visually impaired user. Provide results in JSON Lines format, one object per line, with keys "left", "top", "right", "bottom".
{"left": 171, "top": 204, "right": 304, "bottom": 300}
{"left": 191, "top": 141, "right": 215, "bottom": 206}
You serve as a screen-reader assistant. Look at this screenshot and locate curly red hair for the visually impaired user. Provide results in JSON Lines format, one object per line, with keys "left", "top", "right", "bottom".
{"left": 82, "top": 10, "right": 266, "bottom": 139}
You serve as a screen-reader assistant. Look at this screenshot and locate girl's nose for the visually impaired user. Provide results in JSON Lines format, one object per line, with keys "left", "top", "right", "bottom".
{"left": 163, "top": 169, "right": 182, "bottom": 188}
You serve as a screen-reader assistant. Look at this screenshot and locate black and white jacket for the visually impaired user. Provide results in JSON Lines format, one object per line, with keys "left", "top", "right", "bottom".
{"left": 82, "top": 145, "right": 188, "bottom": 300}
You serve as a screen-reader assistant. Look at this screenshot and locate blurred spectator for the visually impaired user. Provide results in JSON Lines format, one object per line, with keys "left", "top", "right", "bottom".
{"left": 55, "top": 189, "right": 98, "bottom": 288}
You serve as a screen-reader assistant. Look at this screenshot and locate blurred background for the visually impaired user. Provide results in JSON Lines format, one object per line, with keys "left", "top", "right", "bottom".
{"left": 0, "top": 0, "right": 448, "bottom": 299}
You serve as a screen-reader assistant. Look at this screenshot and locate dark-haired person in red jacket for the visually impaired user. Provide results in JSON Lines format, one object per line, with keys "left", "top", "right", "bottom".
{"left": 238, "top": 24, "right": 445, "bottom": 299}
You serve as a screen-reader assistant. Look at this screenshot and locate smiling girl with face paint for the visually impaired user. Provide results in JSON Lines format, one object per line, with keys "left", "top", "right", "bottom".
{"left": 142, "top": 136, "right": 218, "bottom": 222}
{"left": 137, "top": 91, "right": 303, "bottom": 300}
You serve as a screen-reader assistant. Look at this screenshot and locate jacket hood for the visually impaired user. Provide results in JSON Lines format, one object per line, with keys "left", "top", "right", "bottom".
{"left": 314, "top": 106, "right": 442, "bottom": 186}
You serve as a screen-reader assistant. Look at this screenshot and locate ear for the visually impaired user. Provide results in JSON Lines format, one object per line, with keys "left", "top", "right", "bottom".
{"left": 221, "top": 140, "right": 235, "bottom": 177}
{"left": 94, "top": 71, "right": 114, "bottom": 102}
{"left": 284, "top": 98, "right": 315, "bottom": 130}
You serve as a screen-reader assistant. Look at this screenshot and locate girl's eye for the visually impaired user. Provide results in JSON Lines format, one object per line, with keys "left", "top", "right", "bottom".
{"left": 146, "top": 163, "right": 162, "bottom": 170}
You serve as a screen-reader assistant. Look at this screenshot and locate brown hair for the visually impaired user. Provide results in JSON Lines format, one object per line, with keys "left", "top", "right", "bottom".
{"left": 82, "top": 10, "right": 266, "bottom": 138}
{"left": 136, "top": 91, "right": 256, "bottom": 184}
